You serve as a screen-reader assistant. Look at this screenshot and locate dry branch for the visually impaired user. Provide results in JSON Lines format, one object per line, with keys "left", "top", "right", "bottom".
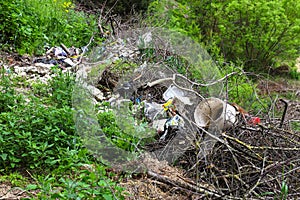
{"left": 147, "top": 170, "right": 224, "bottom": 199}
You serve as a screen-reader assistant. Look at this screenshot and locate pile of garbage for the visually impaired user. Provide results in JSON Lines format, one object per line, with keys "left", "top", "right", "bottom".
{"left": 32, "top": 43, "right": 85, "bottom": 68}
{"left": 70, "top": 29, "right": 299, "bottom": 198}
{"left": 99, "top": 62, "right": 299, "bottom": 198}
{"left": 0, "top": 44, "right": 86, "bottom": 84}
{"left": 109, "top": 63, "right": 262, "bottom": 161}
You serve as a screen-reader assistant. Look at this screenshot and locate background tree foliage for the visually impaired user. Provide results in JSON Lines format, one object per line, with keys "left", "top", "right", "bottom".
{"left": 149, "top": 0, "right": 300, "bottom": 72}
{"left": 0, "top": 0, "right": 299, "bottom": 198}
{"left": 76, "top": 0, "right": 152, "bottom": 16}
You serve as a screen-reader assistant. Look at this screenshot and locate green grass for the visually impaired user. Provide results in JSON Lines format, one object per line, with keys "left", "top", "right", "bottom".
{"left": 291, "top": 121, "right": 300, "bottom": 132}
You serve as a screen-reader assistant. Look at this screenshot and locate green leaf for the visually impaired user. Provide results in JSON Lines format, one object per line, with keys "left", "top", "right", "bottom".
{"left": 281, "top": 181, "right": 288, "bottom": 197}
{"left": 0, "top": 153, "right": 7, "bottom": 161}
{"left": 25, "top": 184, "right": 38, "bottom": 190}
{"left": 103, "top": 194, "right": 113, "bottom": 200}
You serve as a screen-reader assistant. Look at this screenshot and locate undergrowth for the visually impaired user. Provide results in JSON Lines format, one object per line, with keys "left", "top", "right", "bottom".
{"left": 0, "top": 69, "right": 124, "bottom": 199}
{"left": 0, "top": 0, "right": 102, "bottom": 55}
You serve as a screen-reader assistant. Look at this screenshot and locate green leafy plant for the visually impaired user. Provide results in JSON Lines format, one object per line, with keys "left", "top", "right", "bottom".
{"left": 0, "top": 69, "right": 125, "bottom": 199}
{"left": 0, "top": 70, "right": 76, "bottom": 172}
{"left": 35, "top": 158, "right": 125, "bottom": 199}
{"left": 0, "top": 70, "right": 24, "bottom": 113}
{"left": 289, "top": 67, "right": 300, "bottom": 80}
{"left": 291, "top": 121, "right": 300, "bottom": 132}
{"left": 0, "top": 172, "right": 29, "bottom": 187}
{"left": 0, "top": 0, "right": 100, "bottom": 55}
{"left": 280, "top": 180, "right": 289, "bottom": 200}
{"left": 97, "top": 106, "right": 154, "bottom": 152}
{"left": 191, "top": 0, "right": 300, "bottom": 71}
{"left": 221, "top": 63, "right": 269, "bottom": 113}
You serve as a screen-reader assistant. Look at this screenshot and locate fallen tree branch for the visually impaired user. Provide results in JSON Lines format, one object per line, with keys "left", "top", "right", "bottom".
{"left": 147, "top": 170, "right": 224, "bottom": 198}
{"left": 145, "top": 72, "right": 238, "bottom": 88}
{"left": 97, "top": 0, "right": 107, "bottom": 36}
{"left": 175, "top": 72, "right": 238, "bottom": 87}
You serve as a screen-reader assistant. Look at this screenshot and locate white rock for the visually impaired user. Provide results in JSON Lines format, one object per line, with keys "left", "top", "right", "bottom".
{"left": 19, "top": 72, "right": 27, "bottom": 77}
{"left": 76, "top": 65, "right": 91, "bottom": 80}
{"left": 120, "top": 51, "right": 129, "bottom": 58}
{"left": 64, "top": 58, "right": 76, "bottom": 67}
{"left": 86, "top": 84, "right": 104, "bottom": 101}
{"left": 33, "top": 63, "right": 54, "bottom": 75}
{"left": 138, "top": 32, "right": 152, "bottom": 48}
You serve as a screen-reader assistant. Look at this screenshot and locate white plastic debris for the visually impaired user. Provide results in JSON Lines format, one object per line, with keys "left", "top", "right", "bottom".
{"left": 144, "top": 101, "right": 164, "bottom": 121}
{"left": 163, "top": 84, "right": 192, "bottom": 105}
{"left": 54, "top": 47, "right": 67, "bottom": 57}
{"left": 159, "top": 114, "right": 184, "bottom": 141}
{"left": 165, "top": 114, "right": 184, "bottom": 128}
{"left": 152, "top": 119, "right": 168, "bottom": 133}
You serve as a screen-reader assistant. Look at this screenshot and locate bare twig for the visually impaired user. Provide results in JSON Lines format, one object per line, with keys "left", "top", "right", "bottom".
{"left": 60, "top": 43, "right": 71, "bottom": 55}
{"left": 245, "top": 154, "right": 266, "bottom": 197}
{"left": 223, "top": 133, "right": 300, "bottom": 152}
{"left": 74, "top": 35, "right": 94, "bottom": 68}
{"left": 144, "top": 72, "right": 238, "bottom": 88}
{"left": 98, "top": 0, "right": 107, "bottom": 36}
{"left": 177, "top": 72, "right": 238, "bottom": 87}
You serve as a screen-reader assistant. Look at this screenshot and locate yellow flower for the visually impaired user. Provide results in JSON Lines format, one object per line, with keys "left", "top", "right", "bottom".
{"left": 63, "top": 1, "right": 72, "bottom": 8}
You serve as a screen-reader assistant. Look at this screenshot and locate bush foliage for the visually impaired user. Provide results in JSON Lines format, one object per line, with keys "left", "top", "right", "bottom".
{"left": 0, "top": 70, "right": 76, "bottom": 171}
{"left": 0, "top": 70, "right": 124, "bottom": 199}
{"left": 148, "top": 0, "right": 300, "bottom": 72}
{"left": 0, "top": 0, "right": 100, "bottom": 55}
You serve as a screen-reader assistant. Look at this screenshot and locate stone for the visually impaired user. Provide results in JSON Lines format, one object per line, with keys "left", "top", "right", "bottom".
{"left": 63, "top": 58, "right": 76, "bottom": 67}
{"left": 33, "top": 63, "right": 55, "bottom": 75}
{"left": 138, "top": 32, "right": 152, "bottom": 48}
{"left": 14, "top": 65, "right": 26, "bottom": 74}
{"left": 86, "top": 84, "right": 104, "bottom": 101}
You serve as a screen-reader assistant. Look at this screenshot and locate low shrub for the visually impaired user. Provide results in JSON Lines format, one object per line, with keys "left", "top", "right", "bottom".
{"left": 0, "top": 69, "right": 125, "bottom": 199}
{"left": 0, "top": 71, "right": 77, "bottom": 172}
{"left": 0, "top": 0, "right": 100, "bottom": 55}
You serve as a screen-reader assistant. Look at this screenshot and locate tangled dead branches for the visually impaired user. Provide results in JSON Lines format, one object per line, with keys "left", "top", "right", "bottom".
{"left": 173, "top": 116, "right": 300, "bottom": 199}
